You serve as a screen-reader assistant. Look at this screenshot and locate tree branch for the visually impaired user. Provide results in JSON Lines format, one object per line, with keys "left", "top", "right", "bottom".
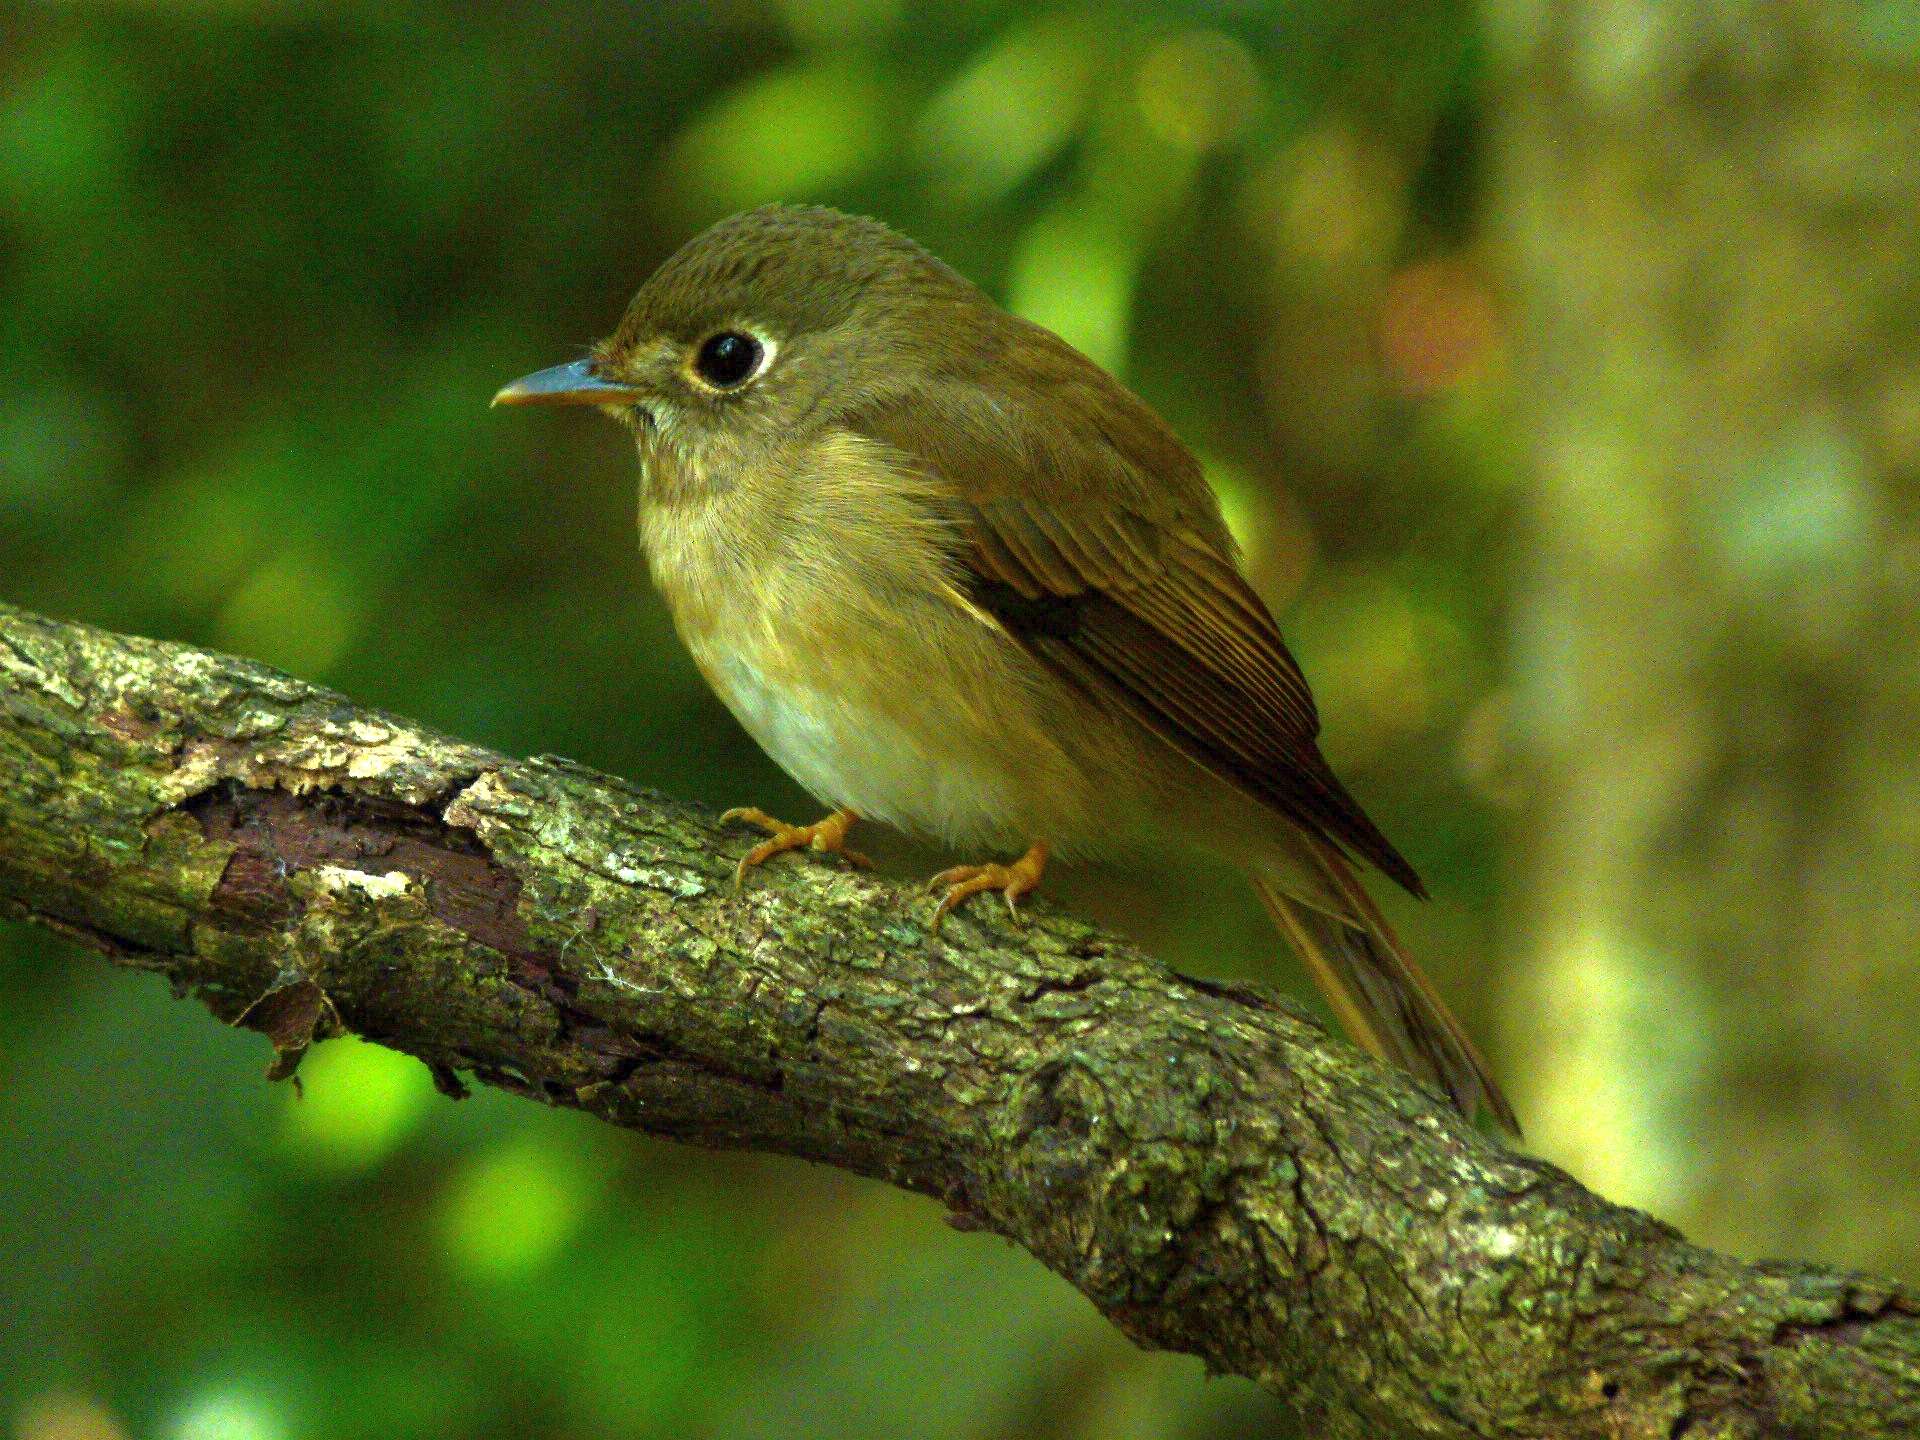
{"left": 1, "top": 600, "right": 1914, "bottom": 1438}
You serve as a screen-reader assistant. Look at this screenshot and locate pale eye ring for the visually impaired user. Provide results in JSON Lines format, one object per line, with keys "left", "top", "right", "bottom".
{"left": 692, "top": 330, "right": 768, "bottom": 389}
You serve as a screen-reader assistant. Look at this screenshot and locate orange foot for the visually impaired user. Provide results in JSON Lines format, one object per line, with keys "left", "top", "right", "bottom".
{"left": 928, "top": 840, "right": 1049, "bottom": 931}
{"left": 720, "top": 807, "right": 869, "bottom": 890}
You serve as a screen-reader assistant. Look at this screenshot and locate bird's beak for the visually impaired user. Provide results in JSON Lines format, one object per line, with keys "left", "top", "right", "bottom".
{"left": 491, "top": 358, "right": 643, "bottom": 408}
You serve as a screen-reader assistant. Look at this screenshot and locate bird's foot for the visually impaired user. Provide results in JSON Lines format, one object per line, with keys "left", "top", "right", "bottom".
{"left": 720, "top": 807, "right": 869, "bottom": 891}
{"left": 928, "top": 841, "right": 1049, "bottom": 931}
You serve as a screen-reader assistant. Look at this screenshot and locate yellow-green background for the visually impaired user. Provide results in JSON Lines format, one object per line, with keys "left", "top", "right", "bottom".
{"left": 5, "top": 2, "right": 1916, "bottom": 1438}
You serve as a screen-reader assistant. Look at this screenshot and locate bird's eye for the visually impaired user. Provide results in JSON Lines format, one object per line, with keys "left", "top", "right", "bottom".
{"left": 692, "top": 331, "right": 764, "bottom": 389}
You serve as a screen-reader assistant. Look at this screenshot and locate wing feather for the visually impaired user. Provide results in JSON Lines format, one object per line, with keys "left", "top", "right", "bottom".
{"left": 848, "top": 339, "right": 1425, "bottom": 898}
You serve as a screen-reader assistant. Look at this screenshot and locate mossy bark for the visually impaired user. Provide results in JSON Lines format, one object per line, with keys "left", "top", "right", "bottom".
{"left": 2, "top": 601, "right": 1916, "bottom": 1438}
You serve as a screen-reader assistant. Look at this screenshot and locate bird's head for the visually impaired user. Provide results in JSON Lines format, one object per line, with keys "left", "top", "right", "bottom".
{"left": 493, "top": 205, "right": 980, "bottom": 484}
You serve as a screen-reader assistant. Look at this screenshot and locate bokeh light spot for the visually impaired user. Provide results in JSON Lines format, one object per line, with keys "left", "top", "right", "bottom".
{"left": 437, "top": 1136, "right": 599, "bottom": 1281}
{"left": 1007, "top": 204, "right": 1139, "bottom": 374}
{"left": 667, "top": 63, "right": 891, "bottom": 211}
{"left": 1289, "top": 570, "right": 1465, "bottom": 767}
{"left": 1523, "top": 923, "right": 1706, "bottom": 1216}
{"left": 1719, "top": 418, "right": 1876, "bottom": 584}
{"left": 165, "top": 1384, "right": 286, "bottom": 1440}
{"left": 1134, "top": 30, "right": 1261, "bottom": 153}
{"left": 278, "top": 1037, "right": 432, "bottom": 1173}
{"left": 213, "top": 547, "right": 365, "bottom": 677}
{"left": 1265, "top": 127, "right": 1402, "bottom": 269}
{"left": 15, "top": 1390, "right": 129, "bottom": 1440}
{"left": 913, "top": 14, "right": 1098, "bottom": 205}
{"left": 1379, "top": 257, "right": 1500, "bottom": 394}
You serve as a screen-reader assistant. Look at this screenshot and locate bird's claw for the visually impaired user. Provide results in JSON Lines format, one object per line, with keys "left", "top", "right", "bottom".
{"left": 721, "top": 807, "right": 868, "bottom": 891}
{"left": 927, "top": 842, "right": 1048, "bottom": 933}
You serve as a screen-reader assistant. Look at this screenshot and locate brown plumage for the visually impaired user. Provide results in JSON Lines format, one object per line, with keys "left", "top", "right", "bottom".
{"left": 495, "top": 205, "right": 1516, "bottom": 1132}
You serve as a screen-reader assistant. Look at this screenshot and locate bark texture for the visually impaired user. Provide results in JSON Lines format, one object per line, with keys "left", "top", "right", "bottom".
{"left": 2, "top": 600, "right": 1917, "bottom": 1439}
{"left": 1492, "top": 1, "right": 1920, "bottom": 1275}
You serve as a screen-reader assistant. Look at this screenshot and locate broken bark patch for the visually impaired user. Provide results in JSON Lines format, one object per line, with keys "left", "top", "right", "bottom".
{"left": 234, "top": 975, "right": 341, "bottom": 1082}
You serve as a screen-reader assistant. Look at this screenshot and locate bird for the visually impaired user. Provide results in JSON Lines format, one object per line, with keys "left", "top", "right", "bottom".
{"left": 494, "top": 204, "right": 1515, "bottom": 1131}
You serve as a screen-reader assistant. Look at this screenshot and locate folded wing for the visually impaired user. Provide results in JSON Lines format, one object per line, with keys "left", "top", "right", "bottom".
{"left": 849, "top": 336, "right": 1425, "bottom": 899}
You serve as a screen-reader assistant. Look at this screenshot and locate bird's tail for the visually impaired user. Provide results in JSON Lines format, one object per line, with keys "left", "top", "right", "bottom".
{"left": 1253, "top": 844, "right": 1517, "bottom": 1133}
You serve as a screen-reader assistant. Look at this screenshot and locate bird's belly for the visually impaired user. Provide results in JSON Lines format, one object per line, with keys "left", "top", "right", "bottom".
{"left": 701, "top": 645, "right": 1055, "bottom": 848}
{"left": 647, "top": 478, "right": 1110, "bottom": 853}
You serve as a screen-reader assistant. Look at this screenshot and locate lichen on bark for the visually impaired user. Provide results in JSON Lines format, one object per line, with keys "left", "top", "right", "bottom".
{"left": 2, "top": 600, "right": 1916, "bottom": 1439}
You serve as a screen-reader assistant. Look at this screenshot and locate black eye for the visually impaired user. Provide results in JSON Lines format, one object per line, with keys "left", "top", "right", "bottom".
{"left": 693, "top": 331, "right": 763, "bottom": 388}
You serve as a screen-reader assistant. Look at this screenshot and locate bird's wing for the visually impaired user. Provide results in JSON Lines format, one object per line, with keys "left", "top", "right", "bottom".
{"left": 848, "top": 345, "right": 1425, "bottom": 898}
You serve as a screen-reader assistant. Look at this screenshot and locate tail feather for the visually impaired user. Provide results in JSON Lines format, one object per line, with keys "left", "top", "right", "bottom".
{"left": 1253, "top": 845, "right": 1518, "bottom": 1134}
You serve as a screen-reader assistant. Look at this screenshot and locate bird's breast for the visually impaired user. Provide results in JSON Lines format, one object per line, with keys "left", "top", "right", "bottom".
{"left": 635, "top": 438, "right": 1111, "bottom": 850}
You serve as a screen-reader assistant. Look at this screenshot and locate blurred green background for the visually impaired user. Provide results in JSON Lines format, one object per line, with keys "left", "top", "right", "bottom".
{"left": 4, "top": 2, "right": 1918, "bottom": 1437}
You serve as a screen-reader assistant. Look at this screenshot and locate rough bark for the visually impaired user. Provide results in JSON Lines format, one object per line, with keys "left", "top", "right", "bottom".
{"left": 1491, "top": 1, "right": 1920, "bottom": 1274}
{"left": 1, "top": 600, "right": 1915, "bottom": 1439}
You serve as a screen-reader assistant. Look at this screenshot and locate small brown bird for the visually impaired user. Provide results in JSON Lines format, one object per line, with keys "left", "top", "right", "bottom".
{"left": 496, "top": 205, "right": 1514, "bottom": 1130}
